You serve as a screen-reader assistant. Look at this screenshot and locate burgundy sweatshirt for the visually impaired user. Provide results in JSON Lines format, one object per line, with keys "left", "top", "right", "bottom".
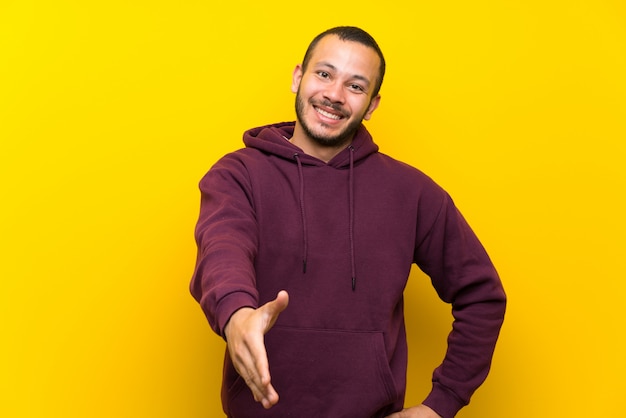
{"left": 190, "top": 122, "right": 506, "bottom": 418}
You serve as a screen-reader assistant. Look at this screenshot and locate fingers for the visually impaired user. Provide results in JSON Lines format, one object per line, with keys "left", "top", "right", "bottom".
{"left": 242, "top": 346, "right": 278, "bottom": 408}
{"left": 228, "top": 325, "right": 276, "bottom": 407}
{"left": 250, "top": 290, "right": 288, "bottom": 406}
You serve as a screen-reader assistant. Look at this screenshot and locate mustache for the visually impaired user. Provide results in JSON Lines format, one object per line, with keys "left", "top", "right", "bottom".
{"left": 311, "top": 99, "right": 348, "bottom": 116}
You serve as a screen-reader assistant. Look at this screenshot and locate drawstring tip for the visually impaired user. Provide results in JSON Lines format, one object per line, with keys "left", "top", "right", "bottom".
{"left": 351, "top": 277, "right": 356, "bottom": 291}
{"left": 303, "top": 260, "right": 307, "bottom": 274}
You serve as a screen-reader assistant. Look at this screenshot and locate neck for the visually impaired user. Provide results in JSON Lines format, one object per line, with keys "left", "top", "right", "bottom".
{"left": 290, "top": 125, "right": 353, "bottom": 163}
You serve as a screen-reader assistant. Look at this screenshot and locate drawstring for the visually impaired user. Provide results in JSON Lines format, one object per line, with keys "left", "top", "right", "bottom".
{"left": 293, "top": 148, "right": 357, "bottom": 291}
{"left": 348, "top": 146, "right": 356, "bottom": 291}
{"left": 293, "top": 153, "right": 308, "bottom": 274}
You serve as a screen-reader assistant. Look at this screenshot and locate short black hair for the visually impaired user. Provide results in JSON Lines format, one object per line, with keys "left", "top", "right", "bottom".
{"left": 301, "top": 26, "right": 386, "bottom": 97}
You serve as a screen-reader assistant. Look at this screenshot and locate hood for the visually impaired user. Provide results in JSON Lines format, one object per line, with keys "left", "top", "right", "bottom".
{"left": 243, "top": 121, "right": 379, "bottom": 168}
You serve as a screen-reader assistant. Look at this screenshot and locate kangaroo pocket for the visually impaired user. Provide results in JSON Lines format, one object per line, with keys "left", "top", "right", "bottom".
{"left": 225, "top": 326, "right": 400, "bottom": 418}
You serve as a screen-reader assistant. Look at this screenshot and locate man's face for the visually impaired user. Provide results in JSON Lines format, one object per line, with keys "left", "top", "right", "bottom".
{"left": 291, "top": 35, "right": 381, "bottom": 148}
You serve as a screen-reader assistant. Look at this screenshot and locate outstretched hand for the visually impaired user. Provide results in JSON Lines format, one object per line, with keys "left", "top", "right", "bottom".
{"left": 223, "top": 290, "right": 289, "bottom": 409}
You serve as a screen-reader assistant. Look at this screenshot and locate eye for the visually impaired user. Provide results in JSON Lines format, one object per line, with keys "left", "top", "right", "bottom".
{"left": 349, "top": 83, "right": 365, "bottom": 93}
{"left": 317, "top": 71, "right": 330, "bottom": 79}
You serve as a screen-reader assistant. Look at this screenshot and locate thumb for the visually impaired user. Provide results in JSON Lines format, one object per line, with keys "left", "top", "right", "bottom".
{"left": 260, "top": 290, "right": 289, "bottom": 332}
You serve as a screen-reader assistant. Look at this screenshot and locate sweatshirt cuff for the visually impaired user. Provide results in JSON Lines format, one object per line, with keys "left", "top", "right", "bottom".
{"left": 422, "top": 382, "right": 466, "bottom": 418}
{"left": 214, "top": 291, "right": 258, "bottom": 339}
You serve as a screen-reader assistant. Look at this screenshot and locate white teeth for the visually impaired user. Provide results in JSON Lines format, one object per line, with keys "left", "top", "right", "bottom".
{"left": 316, "top": 107, "right": 342, "bottom": 120}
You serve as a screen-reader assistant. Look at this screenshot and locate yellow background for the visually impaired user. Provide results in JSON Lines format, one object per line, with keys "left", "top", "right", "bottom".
{"left": 2, "top": 1, "right": 625, "bottom": 416}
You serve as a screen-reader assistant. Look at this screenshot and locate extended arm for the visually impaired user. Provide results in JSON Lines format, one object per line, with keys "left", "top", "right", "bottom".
{"left": 190, "top": 154, "right": 260, "bottom": 337}
{"left": 190, "top": 155, "right": 292, "bottom": 409}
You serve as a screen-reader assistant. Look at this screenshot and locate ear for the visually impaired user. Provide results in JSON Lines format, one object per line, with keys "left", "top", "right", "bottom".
{"left": 291, "top": 64, "right": 303, "bottom": 94}
{"left": 363, "top": 94, "right": 381, "bottom": 121}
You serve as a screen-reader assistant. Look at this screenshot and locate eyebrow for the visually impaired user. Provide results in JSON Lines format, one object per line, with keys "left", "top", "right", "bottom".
{"left": 315, "top": 61, "right": 372, "bottom": 87}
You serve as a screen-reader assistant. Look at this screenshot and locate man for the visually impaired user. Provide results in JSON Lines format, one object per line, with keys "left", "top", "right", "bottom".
{"left": 190, "top": 26, "right": 506, "bottom": 418}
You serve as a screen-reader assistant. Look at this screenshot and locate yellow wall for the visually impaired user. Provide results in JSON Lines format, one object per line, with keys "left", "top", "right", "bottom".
{"left": 2, "top": 1, "right": 624, "bottom": 416}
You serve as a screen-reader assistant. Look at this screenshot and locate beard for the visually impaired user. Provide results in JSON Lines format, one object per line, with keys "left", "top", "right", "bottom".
{"left": 295, "top": 90, "right": 365, "bottom": 148}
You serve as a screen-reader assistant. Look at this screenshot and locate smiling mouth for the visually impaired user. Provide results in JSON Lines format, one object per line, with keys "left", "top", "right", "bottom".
{"left": 314, "top": 106, "right": 344, "bottom": 120}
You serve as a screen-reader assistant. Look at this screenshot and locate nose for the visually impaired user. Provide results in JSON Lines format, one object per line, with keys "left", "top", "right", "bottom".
{"left": 323, "top": 81, "right": 345, "bottom": 104}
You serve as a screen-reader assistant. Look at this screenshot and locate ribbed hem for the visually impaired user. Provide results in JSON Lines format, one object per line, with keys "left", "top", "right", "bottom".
{"left": 422, "top": 382, "right": 467, "bottom": 418}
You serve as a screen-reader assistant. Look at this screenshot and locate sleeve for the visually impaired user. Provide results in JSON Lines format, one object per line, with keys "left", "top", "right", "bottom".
{"left": 189, "top": 153, "right": 260, "bottom": 338}
{"left": 413, "top": 191, "right": 507, "bottom": 418}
